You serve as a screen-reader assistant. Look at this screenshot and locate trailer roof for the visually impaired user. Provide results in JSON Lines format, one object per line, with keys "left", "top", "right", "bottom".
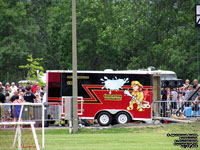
{"left": 46, "top": 69, "right": 176, "bottom": 75}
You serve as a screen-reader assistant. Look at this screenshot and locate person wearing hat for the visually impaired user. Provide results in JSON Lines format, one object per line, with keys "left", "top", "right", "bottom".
{"left": 127, "top": 81, "right": 144, "bottom": 111}
{"left": 26, "top": 81, "right": 32, "bottom": 89}
{"left": 10, "top": 82, "right": 17, "bottom": 96}
{"left": 5, "top": 83, "right": 11, "bottom": 93}
{"left": 18, "top": 81, "right": 25, "bottom": 92}
{"left": 17, "top": 84, "right": 25, "bottom": 93}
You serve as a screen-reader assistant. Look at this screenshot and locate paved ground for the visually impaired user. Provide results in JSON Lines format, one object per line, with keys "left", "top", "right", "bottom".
{"left": 44, "top": 120, "right": 186, "bottom": 129}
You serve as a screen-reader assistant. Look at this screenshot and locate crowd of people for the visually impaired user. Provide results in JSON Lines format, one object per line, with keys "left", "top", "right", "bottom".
{"left": 0, "top": 81, "right": 46, "bottom": 121}
{"left": 161, "top": 79, "right": 200, "bottom": 118}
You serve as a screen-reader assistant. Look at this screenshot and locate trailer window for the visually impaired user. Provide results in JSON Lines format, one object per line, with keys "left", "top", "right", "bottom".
{"left": 48, "top": 72, "right": 61, "bottom": 97}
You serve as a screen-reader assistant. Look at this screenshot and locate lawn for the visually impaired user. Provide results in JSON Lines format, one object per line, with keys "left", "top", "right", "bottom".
{"left": 43, "top": 122, "right": 200, "bottom": 150}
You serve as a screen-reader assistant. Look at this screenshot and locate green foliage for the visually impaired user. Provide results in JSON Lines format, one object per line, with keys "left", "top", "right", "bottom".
{"left": 123, "top": 0, "right": 197, "bottom": 81}
{"left": 19, "top": 55, "right": 44, "bottom": 86}
{"left": 0, "top": 0, "right": 45, "bottom": 83}
{"left": 0, "top": 0, "right": 199, "bottom": 83}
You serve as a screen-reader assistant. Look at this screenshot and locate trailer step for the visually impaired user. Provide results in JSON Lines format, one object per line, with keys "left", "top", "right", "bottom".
{"left": 153, "top": 117, "right": 192, "bottom": 123}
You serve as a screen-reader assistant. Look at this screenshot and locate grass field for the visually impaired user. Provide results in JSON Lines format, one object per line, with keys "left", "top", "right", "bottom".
{"left": 43, "top": 122, "right": 200, "bottom": 150}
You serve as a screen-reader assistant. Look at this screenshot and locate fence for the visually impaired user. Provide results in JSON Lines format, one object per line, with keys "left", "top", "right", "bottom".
{"left": 153, "top": 100, "right": 200, "bottom": 119}
{"left": 0, "top": 103, "right": 45, "bottom": 148}
{"left": 45, "top": 102, "right": 63, "bottom": 126}
{"left": 37, "top": 97, "right": 84, "bottom": 128}
{"left": 0, "top": 98, "right": 83, "bottom": 129}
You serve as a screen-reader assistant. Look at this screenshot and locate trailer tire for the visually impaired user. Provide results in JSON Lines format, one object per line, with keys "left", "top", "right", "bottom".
{"left": 97, "top": 112, "right": 112, "bottom": 126}
{"left": 115, "top": 112, "right": 130, "bottom": 124}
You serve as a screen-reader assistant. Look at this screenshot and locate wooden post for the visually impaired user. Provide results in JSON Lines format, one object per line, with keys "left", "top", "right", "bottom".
{"left": 153, "top": 75, "right": 161, "bottom": 116}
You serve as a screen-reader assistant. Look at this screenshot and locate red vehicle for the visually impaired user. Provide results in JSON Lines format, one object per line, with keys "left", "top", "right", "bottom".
{"left": 46, "top": 70, "right": 153, "bottom": 126}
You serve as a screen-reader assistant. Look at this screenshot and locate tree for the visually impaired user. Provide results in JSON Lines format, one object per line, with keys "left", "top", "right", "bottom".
{"left": 0, "top": 0, "right": 44, "bottom": 82}
{"left": 126, "top": 0, "right": 197, "bottom": 81}
{"left": 19, "top": 55, "right": 45, "bottom": 85}
{"left": 0, "top": 0, "right": 198, "bottom": 83}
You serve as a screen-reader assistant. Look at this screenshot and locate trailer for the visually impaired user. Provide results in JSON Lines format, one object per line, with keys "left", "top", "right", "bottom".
{"left": 46, "top": 70, "right": 157, "bottom": 126}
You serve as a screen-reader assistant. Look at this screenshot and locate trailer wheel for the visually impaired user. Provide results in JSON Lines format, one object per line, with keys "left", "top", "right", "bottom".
{"left": 97, "top": 112, "right": 112, "bottom": 126}
{"left": 115, "top": 112, "right": 130, "bottom": 124}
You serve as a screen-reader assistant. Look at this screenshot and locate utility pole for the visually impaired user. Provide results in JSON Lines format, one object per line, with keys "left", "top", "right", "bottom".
{"left": 72, "top": 0, "right": 78, "bottom": 133}
{"left": 196, "top": 2, "right": 200, "bottom": 81}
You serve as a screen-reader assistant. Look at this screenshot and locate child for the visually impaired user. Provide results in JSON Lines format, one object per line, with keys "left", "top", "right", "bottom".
{"left": 5, "top": 92, "right": 11, "bottom": 119}
{"left": 35, "top": 93, "right": 41, "bottom": 103}
{"left": 13, "top": 96, "right": 24, "bottom": 123}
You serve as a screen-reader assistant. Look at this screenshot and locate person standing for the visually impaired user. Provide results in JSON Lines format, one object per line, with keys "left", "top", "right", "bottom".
{"left": 41, "top": 85, "right": 47, "bottom": 103}
{"left": 17, "top": 81, "right": 25, "bottom": 93}
{"left": 13, "top": 96, "right": 24, "bottom": 120}
{"left": 0, "top": 88, "right": 6, "bottom": 119}
{"left": 184, "top": 85, "right": 193, "bottom": 100}
{"left": 0, "top": 88, "right": 5, "bottom": 103}
{"left": 35, "top": 85, "right": 42, "bottom": 96}
{"left": 10, "top": 82, "right": 17, "bottom": 96}
{"left": 193, "top": 79, "right": 198, "bottom": 89}
{"left": 161, "top": 88, "right": 167, "bottom": 117}
{"left": 24, "top": 87, "right": 37, "bottom": 103}
{"left": 191, "top": 96, "right": 199, "bottom": 117}
{"left": 18, "top": 81, "right": 25, "bottom": 91}
{"left": 13, "top": 96, "right": 24, "bottom": 127}
{"left": 10, "top": 90, "right": 19, "bottom": 118}
{"left": 185, "top": 85, "right": 198, "bottom": 101}
{"left": 178, "top": 91, "right": 185, "bottom": 116}
{"left": 41, "top": 85, "right": 48, "bottom": 127}
{"left": 24, "top": 86, "right": 37, "bottom": 120}
{"left": 0, "top": 82, "right": 5, "bottom": 92}
{"left": 5, "top": 83, "right": 11, "bottom": 94}
{"left": 32, "top": 81, "right": 40, "bottom": 94}
{"left": 10, "top": 91, "right": 19, "bottom": 102}
{"left": 183, "top": 79, "right": 190, "bottom": 91}
{"left": 171, "top": 88, "right": 178, "bottom": 114}
{"left": 5, "top": 92, "right": 11, "bottom": 118}
{"left": 26, "top": 81, "right": 32, "bottom": 89}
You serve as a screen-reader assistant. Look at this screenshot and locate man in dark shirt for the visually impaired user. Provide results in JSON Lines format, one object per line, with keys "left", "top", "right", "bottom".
{"left": 10, "top": 90, "right": 18, "bottom": 102}
{"left": 0, "top": 88, "right": 5, "bottom": 103}
{"left": 17, "top": 85, "right": 25, "bottom": 93}
{"left": 24, "top": 86, "right": 36, "bottom": 120}
{"left": 161, "top": 88, "right": 167, "bottom": 117}
{"left": 24, "top": 87, "right": 36, "bottom": 103}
